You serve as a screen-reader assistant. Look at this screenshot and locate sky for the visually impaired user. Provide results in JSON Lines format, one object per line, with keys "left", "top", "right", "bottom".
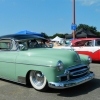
{"left": 0, "top": 0, "right": 100, "bottom": 36}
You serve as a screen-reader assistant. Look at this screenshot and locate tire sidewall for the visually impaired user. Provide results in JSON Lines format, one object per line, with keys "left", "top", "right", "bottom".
{"left": 29, "top": 71, "right": 47, "bottom": 91}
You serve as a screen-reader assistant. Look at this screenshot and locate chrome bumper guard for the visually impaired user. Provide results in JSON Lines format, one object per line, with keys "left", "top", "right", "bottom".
{"left": 48, "top": 72, "right": 94, "bottom": 89}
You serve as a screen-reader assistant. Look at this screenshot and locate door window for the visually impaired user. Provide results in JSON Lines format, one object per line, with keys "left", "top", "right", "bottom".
{"left": 0, "top": 40, "right": 12, "bottom": 51}
{"left": 72, "top": 40, "right": 93, "bottom": 47}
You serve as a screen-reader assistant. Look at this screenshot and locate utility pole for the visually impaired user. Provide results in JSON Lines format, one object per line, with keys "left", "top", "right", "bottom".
{"left": 72, "top": 0, "right": 76, "bottom": 39}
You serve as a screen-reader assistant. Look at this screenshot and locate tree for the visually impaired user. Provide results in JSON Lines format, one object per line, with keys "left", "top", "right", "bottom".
{"left": 76, "top": 24, "right": 97, "bottom": 34}
{"left": 41, "top": 32, "right": 49, "bottom": 38}
{"left": 50, "top": 33, "right": 68, "bottom": 38}
{"left": 96, "top": 31, "right": 100, "bottom": 36}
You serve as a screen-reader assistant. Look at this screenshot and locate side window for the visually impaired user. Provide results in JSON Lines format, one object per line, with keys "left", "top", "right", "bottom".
{"left": 72, "top": 41, "right": 85, "bottom": 47}
{"left": 72, "top": 40, "right": 93, "bottom": 47}
{"left": 84, "top": 40, "right": 93, "bottom": 46}
{"left": 95, "top": 40, "right": 100, "bottom": 46}
{"left": 0, "top": 40, "right": 12, "bottom": 51}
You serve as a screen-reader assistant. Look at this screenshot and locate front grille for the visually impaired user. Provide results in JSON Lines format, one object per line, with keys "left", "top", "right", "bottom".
{"left": 60, "top": 65, "right": 89, "bottom": 81}
{"left": 69, "top": 65, "right": 89, "bottom": 80}
{"left": 70, "top": 68, "right": 88, "bottom": 76}
{"left": 70, "top": 73, "right": 88, "bottom": 80}
{"left": 69, "top": 66, "right": 88, "bottom": 72}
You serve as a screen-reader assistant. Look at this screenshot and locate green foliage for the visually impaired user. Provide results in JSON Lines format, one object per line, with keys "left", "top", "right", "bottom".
{"left": 52, "top": 33, "right": 65, "bottom": 38}
{"left": 76, "top": 24, "right": 98, "bottom": 35}
{"left": 41, "top": 24, "right": 100, "bottom": 38}
{"left": 41, "top": 32, "right": 68, "bottom": 39}
{"left": 96, "top": 32, "right": 100, "bottom": 36}
{"left": 49, "top": 33, "right": 68, "bottom": 39}
{"left": 41, "top": 32, "right": 49, "bottom": 39}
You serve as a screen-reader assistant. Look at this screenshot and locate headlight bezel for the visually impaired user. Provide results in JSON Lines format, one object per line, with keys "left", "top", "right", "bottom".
{"left": 56, "top": 60, "right": 64, "bottom": 71}
{"left": 88, "top": 56, "right": 92, "bottom": 64}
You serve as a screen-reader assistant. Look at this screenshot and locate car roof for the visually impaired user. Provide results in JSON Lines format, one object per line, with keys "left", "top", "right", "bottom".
{"left": 71, "top": 38, "right": 100, "bottom": 44}
{"left": 0, "top": 34, "right": 47, "bottom": 41}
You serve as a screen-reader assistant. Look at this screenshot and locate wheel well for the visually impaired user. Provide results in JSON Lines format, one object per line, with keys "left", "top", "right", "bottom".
{"left": 26, "top": 70, "right": 31, "bottom": 86}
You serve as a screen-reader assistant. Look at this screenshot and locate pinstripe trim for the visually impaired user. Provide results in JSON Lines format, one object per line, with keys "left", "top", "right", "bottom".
{"left": 0, "top": 60, "right": 52, "bottom": 67}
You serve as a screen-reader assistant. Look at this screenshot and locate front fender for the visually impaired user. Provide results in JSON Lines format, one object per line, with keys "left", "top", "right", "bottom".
{"left": 15, "top": 53, "right": 63, "bottom": 82}
{"left": 79, "top": 54, "right": 90, "bottom": 65}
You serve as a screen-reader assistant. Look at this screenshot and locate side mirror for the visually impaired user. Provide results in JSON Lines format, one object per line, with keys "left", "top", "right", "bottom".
{"left": 49, "top": 43, "right": 53, "bottom": 48}
{"left": 19, "top": 44, "right": 26, "bottom": 51}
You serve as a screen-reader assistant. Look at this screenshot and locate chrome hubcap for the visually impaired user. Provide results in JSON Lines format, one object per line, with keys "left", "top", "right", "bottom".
{"left": 32, "top": 72, "right": 44, "bottom": 86}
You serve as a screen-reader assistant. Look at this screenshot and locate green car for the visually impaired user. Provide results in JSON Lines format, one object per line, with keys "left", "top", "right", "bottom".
{"left": 0, "top": 34, "right": 94, "bottom": 91}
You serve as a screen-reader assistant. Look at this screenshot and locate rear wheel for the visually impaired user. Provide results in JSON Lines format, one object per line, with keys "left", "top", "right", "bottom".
{"left": 29, "top": 71, "right": 48, "bottom": 91}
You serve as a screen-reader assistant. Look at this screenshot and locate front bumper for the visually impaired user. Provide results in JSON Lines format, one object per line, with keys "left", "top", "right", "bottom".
{"left": 48, "top": 72, "right": 94, "bottom": 89}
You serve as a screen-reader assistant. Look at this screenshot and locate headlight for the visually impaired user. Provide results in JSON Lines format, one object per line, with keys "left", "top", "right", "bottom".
{"left": 88, "top": 56, "right": 92, "bottom": 64}
{"left": 56, "top": 60, "right": 64, "bottom": 71}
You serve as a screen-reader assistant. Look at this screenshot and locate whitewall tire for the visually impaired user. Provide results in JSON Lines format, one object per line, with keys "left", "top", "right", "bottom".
{"left": 29, "top": 71, "right": 48, "bottom": 91}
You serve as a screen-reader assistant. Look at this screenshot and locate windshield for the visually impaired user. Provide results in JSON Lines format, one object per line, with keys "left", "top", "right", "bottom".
{"left": 18, "top": 38, "right": 49, "bottom": 49}
{"left": 72, "top": 40, "right": 93, "bottom": 47}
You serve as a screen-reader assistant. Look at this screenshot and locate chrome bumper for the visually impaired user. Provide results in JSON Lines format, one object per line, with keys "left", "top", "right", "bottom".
{"left": 48, "top": 72, "right": 94, "bottom": 89}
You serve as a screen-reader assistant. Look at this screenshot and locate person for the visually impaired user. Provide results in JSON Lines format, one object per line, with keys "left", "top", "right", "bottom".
{"left": 39, "top": 40, "right": 48, "bottom": 48}
{"left": 85, "top": 41, "right": 93, "bottom": 46}
{"left": 29, "top": 39, "right": 38, "bottom": 48}
{"left": 18, "top": 41, "right": 28, "bottom": 50}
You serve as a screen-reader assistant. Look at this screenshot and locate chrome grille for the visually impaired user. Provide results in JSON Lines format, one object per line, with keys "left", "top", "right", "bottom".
{"left": 64, "top": 64, "right": 89, "bottom": 80}
{"left": 70, "top": 68, "right": 88, "bottom": 76}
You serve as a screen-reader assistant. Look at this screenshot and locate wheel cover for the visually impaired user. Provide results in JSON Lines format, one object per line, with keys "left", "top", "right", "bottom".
{"left": 32, "top": 72, "right": 44, "bottom": 86}
{"left": 30, "top": 71, "right": 47, "bottom": 90}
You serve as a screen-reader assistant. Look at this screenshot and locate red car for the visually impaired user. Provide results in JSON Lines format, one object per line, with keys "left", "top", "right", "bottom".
{"left": 70, "top": 38, "right": 100, "bottom": 62}
{"left": 54, "top": 38, "right": 100, "bottom": 62}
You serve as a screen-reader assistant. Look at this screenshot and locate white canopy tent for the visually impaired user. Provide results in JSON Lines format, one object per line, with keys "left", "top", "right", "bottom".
{"left": 51, "top": 36, "right": 64, "bottom": 43}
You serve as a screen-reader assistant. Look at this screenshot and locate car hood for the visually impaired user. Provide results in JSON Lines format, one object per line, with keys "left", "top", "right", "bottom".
{"left": 16, "top": 48, "right": 82, "bottom": 68}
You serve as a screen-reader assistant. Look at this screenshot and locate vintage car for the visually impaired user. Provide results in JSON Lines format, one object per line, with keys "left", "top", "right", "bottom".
{"left": 0, "top": 34, "right": 94, "bottom": 91}
{"left": 55, "top": 38, "right": 100, "bottom": 62}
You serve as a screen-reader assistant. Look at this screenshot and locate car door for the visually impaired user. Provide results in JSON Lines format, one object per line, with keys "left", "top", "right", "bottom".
{"left": 94, "top": 39, "right": 100, "bottom": 61}
{"left": 0, "top": 39, "right": 18, "bottom": 81}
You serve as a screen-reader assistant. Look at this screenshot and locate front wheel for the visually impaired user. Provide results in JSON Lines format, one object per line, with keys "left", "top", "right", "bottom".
{"left": 29, "top": 71, "right": 48, "bottom": 91}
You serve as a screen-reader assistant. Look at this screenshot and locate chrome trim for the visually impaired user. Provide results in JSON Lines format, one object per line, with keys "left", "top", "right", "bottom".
{"left": 49, "top": 72, "right": 94, "bottom": 89}
{"left": 65, "top": 64, "right": 87, "bottom": 71}
{"left": 56, "top": 60, "right": 64, "bottom": 71}
{"left": 18, "top": 76, "right": 26, "bottom": 84}
{"left": 0, "top": 76, "right": 26, "bottom": 85}
{"left": 0, "top": 60, "right": 52, "bottom": 67}
{"left": 88, "top": 56, "right": 92, "bottom": 64}
{"left": 66, "top": 70, "right": 70, "bottom": 80}
{"left": 70, "top": 68, "right": 88, "bottom": 76}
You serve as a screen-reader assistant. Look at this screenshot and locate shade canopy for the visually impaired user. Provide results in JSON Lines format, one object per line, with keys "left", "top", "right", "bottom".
{"left": 66, "top": 28, "right": 99, "bottom": 39}
{"left": 51, "top": 36, "right": 63, "bottom": 42}
{"left": 16, "top": 30, "right": 43, "bottom": 37}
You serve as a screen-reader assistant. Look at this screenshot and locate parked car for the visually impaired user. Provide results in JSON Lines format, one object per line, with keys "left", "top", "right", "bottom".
{"left": 0, "top": 34, "right": 94, "bottom": 91}
{"left": 55, "top": 38, "right": 100, "bottom": 62}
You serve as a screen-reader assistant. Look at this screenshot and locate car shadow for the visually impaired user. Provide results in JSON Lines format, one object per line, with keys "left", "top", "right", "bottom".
{"left": 0, "top": 78, "right": 32, "bottom": 88}
{"left": 92, "top": 61, "right": 100, "bottom": 64}
{"left": 0, "top": 78, "right": 100, "bottom": 97}
{"left": 46, "top": 78, "right": 100, "bottom": 97}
